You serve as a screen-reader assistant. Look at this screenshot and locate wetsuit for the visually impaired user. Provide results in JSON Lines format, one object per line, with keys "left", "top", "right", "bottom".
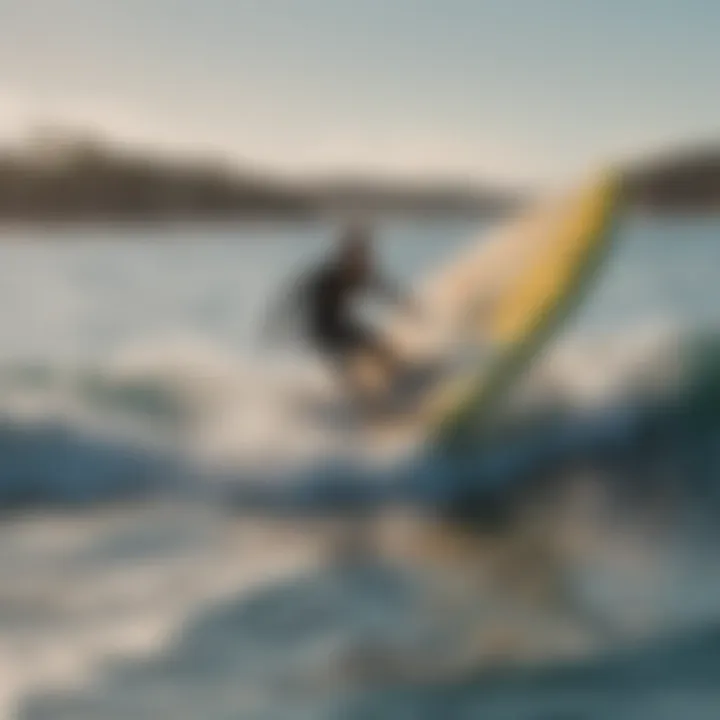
{"left": 301, "top": 260, "right": 399, "bottom": 366}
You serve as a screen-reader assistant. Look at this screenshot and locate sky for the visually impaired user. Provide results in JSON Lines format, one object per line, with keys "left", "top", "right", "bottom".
{"left": 0, "top": 0, "right": 718, "bottom": 186}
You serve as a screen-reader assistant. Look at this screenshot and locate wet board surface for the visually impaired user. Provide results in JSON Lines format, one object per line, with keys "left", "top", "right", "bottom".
{"left": 356, "top": 172, "right": 621, "bottom": 452}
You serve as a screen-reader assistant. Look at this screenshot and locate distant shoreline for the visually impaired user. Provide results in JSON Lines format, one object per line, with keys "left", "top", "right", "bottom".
{"left": 624, "top": 143, "right": 720, "bottom": 213}
{"left": 1, "top": 130, "right": 719, "bottom": 231}
{"left": 0, "top": 207, "right": 505, "bottom": 233}
{"left": 0, "top": 130, "right": 517, "bottom": 232}
{"left": 0, "top": 211, "right": 501, "bottom": 241}
{"left": 0, "top": 196, "right": 515, "bottom": 230}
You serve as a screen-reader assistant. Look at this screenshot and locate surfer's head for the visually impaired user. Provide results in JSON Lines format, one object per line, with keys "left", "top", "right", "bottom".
{"left": 337, "top": 221, "right": 373, "bottom": 280}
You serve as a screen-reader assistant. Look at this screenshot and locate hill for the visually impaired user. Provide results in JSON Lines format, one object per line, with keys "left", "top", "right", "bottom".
{"left": 625, "top": 144, "right": 720, "bottom": 212}
{"left": 0, "top": 131, "right": 515, "bottom": 225}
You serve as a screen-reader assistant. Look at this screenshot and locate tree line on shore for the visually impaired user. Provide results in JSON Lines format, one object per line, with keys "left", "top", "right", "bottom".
{"left": 0, "top": 130, "right": 513, "bottom": 224}
{"left": 0, "top": 130, "right": 717, "bottom": 225}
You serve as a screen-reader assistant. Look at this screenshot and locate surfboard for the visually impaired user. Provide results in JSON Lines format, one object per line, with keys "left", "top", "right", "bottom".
{"left": 364, "top": 171, "right": 622, "bottom": 451}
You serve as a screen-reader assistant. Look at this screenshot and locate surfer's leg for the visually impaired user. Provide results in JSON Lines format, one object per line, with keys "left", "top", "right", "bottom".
{"left": 320, "top": 350, "right": 379, "bottom": 416}
{"left": 333, "top": 328, "right": 394, "bottom": 413}
{"left": 313, "top": 329, "right": 372, "bottom": 409}
{"left": 315, "top": 323, "right": 402, "bottom": 414}
{"left": 350, "top": 324, "right": 399, "bottom": 378}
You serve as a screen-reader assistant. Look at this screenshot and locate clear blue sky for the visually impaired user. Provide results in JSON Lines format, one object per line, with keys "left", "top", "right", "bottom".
{"left": 0, "top": 0, "right": 717, "bottom": 184}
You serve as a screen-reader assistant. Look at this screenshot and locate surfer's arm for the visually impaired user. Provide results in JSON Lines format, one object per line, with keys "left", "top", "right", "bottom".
{"left": 371, "top": 273, "right": 405, "bottom": 304}
{"left": 372, "top": 274, "right": 422, "bottom": 318}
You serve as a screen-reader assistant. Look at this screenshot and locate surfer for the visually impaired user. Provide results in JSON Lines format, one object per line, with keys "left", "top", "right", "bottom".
{"left": 265, "top": 221, "right": 416, "bottom": 404}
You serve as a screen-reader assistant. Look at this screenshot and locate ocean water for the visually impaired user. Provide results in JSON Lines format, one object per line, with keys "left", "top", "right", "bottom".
{"left": 0, "top": 214, "right": 719, "bottom": 719}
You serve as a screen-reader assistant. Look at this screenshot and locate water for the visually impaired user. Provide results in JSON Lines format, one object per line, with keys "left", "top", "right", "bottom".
{"left": 0, "top": 214, "right": 719, "bottom": 719}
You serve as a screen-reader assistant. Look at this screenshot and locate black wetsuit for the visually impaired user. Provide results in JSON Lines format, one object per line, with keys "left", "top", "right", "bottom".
{"left": 301, "top": 261, "right": 398, "bottom": 363}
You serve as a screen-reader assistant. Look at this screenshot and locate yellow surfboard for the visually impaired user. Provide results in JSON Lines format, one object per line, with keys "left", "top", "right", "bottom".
{"left": 371, "top": 171, "right": 622, "bottom": 450}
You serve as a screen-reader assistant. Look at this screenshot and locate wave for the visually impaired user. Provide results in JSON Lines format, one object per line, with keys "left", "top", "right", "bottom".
{"left": 0, "top": 327, "right": 717, "bottom": 516}
{"left": 0, "top": 419, "right": 186, "bottom": 509}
